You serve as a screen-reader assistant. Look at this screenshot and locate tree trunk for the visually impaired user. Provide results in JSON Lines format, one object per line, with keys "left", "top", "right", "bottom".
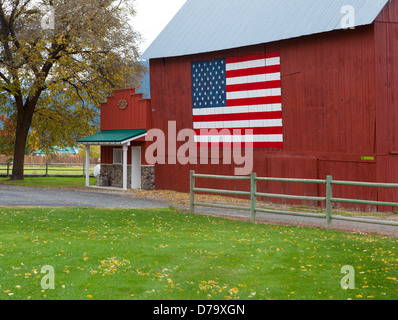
{"left": 10, "top": 128, "right": 27, "bottom": 180}
{"left": 10, "top": 102, "right": 35, "bottom": 181}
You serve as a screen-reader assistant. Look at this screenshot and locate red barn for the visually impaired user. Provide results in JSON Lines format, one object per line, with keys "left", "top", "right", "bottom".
{"left": 140, "top": 0, "right": 398, "bottom": 208}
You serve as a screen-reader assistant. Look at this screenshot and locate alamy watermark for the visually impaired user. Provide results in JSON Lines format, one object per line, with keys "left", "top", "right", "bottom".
{"left": 41, "top": 265, "right": 55, "bottom": 290}
{"left": 145, "top": 121, "right": 254, "bottom": 176}
{"left": 341, "top": 5, "right": 356, "bottom": 29}
{"left": 341, "top": 265, "right": 356, "bottom": 290}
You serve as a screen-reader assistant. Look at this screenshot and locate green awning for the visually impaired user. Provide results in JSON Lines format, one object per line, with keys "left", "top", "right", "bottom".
{"left": 77, "top": 129, "right": 147, "bottom": 145}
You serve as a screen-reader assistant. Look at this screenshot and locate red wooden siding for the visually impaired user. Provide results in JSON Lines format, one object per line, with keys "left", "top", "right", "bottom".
{"left": 100, "top": 88, "right": 152, "bottom": 131}
{"left": 377, "top": 156, "right": 398, "bottom": 211}
{"left": 376, "top": 0, "right": 398, "bottom": 23}
{"left": 374, "top": 0, "right": 398, "bottom": 208}
{"left": 279, "top": 25, "right": 376, "bottom": 156}
{"left": 100, "top": 88, "right": 152, "bottom": 165}
{"left": 374, "top": 0, "right": 398, "bottom": 156}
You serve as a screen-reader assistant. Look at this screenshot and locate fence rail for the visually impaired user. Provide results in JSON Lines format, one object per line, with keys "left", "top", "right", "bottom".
{"left": 0, "top": 162, "right": 95, "bottom": 178}
{"left": 189, "top": 171, "right": 398, "bottom": 229}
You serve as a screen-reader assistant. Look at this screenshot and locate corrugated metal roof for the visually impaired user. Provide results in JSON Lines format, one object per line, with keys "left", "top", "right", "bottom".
{"left": 142, "top": 0, "right": 388, "bottom": 59}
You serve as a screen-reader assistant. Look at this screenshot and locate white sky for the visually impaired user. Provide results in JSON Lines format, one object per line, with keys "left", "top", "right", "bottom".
{"left": 132, "top": 0, "right": 187, "bottom": 55}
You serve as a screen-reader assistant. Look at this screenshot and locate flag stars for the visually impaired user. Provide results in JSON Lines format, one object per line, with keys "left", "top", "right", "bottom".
{"left": 192, "top": 58, "right": 227, "bottom": 108}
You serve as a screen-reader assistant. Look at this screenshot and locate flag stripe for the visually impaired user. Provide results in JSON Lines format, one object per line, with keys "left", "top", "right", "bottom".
{"left": 193, "top": 111, "right": 282, "bottom": 123}
{"left": 194, "top": 126, "right": 283, "bottom": 136}
{"left": 226, "top": 53, "right": 267, "bottom": 64}
{"left": 265, "top": 51, "right": 281, "bottom": 59}
{"left": 194, "top": 119, "right": 283, "bottom": 129}
{"left": 227, "top": 95, "right": 282, "bottom": 107}
{"left": 227, "top": 80, "right": 281, "bottom": 92}
{"left": 226, "top": 73, "right": 280, "bottom": 85}
{"left": 197, "top": 142, "right": 284, "bottom": 149}
{"left": 193, "top": 104, "right": 282, "bottom": 116}
{"left": 226, "top": 58, "right": 266, "bottom": 71}
{"left": 227, "top": 88, "right": 281, "bottom": 100}
{"left": 226, "top": 64, "right": 280, "bottom": 78}
{"left": 225, "top": 57, "right": 280, "bottom": 72}
{"left": 194, "top": 134, "right": 283, "bottom": 143}
{"left": 226, "top": 52, "right": 280, "bottom": 64}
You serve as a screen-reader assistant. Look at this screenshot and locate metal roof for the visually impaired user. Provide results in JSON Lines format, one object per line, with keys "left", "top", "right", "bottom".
{"left": 142, "top": 0, "right": 389, "bottom": 59}
{"left": 33, "top": 147, "right": 78, "bottom": 155}
{"left": 77, "top": 129, "right": 147, "bottom": 145}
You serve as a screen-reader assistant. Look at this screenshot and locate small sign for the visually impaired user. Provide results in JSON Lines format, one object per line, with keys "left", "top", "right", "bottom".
{"left": 361, "top": 156, "right": 375, "bottom": 161}
{"left": 118, "top": 99, "right": 128, "bottom": 110}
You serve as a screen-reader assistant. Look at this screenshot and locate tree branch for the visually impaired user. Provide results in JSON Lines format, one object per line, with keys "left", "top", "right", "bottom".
{"left": 0, "top": 69, "right": 9, "bottom": 83}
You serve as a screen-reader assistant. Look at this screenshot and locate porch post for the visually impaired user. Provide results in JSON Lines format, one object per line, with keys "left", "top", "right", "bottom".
{"left": 123, "top": 144, "right": 128, "bottom": 190}
{"left": 85, "top": 145, "right": 90, "bottom": 187}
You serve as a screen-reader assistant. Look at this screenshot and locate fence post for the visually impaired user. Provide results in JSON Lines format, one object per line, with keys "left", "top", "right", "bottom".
{"left": 6, "top": 162, "right": 10, "bottom": 177}
{"left": 326, "top": 175, "right": 333, "bottom": 229}
{"left": 250, "top": 172, "right": 257, "bottom": 223}
{"left": 190, "top": 170, "right": 195, "bottom": 214}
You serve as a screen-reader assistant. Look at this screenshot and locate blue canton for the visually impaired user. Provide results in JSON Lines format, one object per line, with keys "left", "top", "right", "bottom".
{"left": 191, "top": 58, "right": 227, "bottom": 109}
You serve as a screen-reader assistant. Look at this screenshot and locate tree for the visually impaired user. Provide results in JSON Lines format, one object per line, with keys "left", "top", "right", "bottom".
{"left": 0, "top": 0, "right": 145, "bottom": 180}
{"left": 0, "top": 113, "right": 36, "bottom": 157}
{"left": 0, "top": 113, "right": 15, "bottom": 157}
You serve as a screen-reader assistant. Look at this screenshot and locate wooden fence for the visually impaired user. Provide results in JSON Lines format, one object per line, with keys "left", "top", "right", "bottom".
{"left": 0, "top": 162, "right": 96, "bottom": 177}
{"left": 0, "top": 155, "right": 99, "bottom": 165}
{"left": 189, "top": 171, "right": 398, "bottom": 229}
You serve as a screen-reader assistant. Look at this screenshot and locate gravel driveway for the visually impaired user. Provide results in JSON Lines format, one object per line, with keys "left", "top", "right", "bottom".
{"left": 0, "top": 184, "right": 168, "bottom": 209}
{"left": 1, "top": 184, "right": 397, "bottom": 238}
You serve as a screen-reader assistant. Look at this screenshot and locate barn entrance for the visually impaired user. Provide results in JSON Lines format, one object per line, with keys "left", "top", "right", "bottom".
{"left": 131, "top": 146, "right": 141, "bottom": 189}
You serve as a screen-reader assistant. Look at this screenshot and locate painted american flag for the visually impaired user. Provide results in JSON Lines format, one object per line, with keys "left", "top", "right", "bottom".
{"left": 192, "top": 52, "right": 283, "bottom": 149}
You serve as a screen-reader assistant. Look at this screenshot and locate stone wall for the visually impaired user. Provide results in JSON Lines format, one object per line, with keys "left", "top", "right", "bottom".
{"left": 141, "top": 166, "right": 155, "bottom": 190}
{"left": 98, "top": 164, "right": 155, "bottom": 190}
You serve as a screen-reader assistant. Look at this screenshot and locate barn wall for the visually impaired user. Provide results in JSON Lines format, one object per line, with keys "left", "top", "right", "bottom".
{"left": 99, "top": 88, "right": 152, "bottom": 166}
{"left": 374, "top": 0, "right": 398, "bottom": 207}
{"left": 100, "top": 88, "right": 152, "bottom": 131}
{"left": 148, "top": 20, "right": 398, "bottom": 209}
{"left": 278, "top": 26, "right": 376, "bottom": 156}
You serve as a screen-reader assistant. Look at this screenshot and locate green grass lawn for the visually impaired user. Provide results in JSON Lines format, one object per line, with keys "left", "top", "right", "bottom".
{"left": 0, "top": 207, "right": 396, "bottom": 300}
{"left": 0, "top": 177, "right": 96, "bottom": 188}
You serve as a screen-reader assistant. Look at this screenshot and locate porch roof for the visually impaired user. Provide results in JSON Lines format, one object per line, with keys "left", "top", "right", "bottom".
{"left": 77, "top": 129, "right": 147, "bottom": 145}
